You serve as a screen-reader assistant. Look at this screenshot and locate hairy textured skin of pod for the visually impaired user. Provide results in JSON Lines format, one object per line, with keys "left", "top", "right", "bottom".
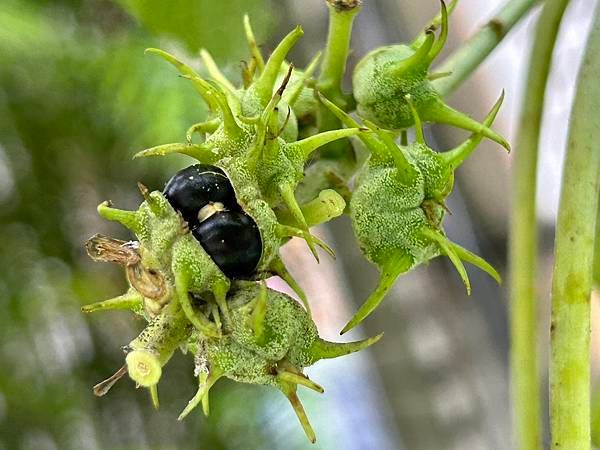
{"left": 354, "top": 44, "right": 437, "bottom": 129}
{"left": 350, "top": 162, "right": 439, "bottom": 267}
{"left": 200, "top": 284, "right": 319, "bottom": 382}
{"left": 224, "top": 283, "right": 319, "bottom": 364}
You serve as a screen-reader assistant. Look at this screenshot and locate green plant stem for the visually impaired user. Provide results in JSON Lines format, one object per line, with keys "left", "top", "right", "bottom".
{"left": 432, "top": 0, "right": 540, "bottom": 97}
{"left": 550, "top": 5, "right": 600, "bottom": 448}
{"left": 316, "top": 0, "right": 361, "bottom": 159}
{"left": 317, "top": 0, "right": 360, "bottom": 107}
{"left": 593, "top": 203, "right": 600, "bottom": 286}
{"left": 508, "top": 0, "right": 570, "bottom": 448}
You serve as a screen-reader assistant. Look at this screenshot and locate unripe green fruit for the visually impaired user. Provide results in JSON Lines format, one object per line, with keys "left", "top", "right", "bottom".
{"left": 350, "top": 162, "right": 438, "bottom": 266}
{"left": 318, "top": 91, "right": 503, "bottom": 334}
{"left": 83, "top": 279, "right": 381, "bottom": 443}
{"left": 354, "top": 44, "right": 436, "bottom": 129}
{"left": 186, "top": 284, "right": 381, "bottom": 443}
{"left": 352, "top": 1, "right": 510, "bottom": 150}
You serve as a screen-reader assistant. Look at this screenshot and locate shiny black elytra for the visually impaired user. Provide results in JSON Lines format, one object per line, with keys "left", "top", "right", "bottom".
{"left": 164, "top": 164, "right": 238, "bottom": 227}
{"left": 192, "top": 211, "right": 262, "bottom": 279}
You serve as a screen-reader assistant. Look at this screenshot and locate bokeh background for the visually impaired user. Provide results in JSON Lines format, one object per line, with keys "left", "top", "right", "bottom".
{"left": 1, "top": 0, "right": 598, "bottom": 449}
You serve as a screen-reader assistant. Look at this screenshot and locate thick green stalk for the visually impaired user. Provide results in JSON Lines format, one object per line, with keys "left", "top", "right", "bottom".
{"left": 594, "top": 203, "right": 600, "bottom": 286}
{"left": 317, "top": 0, "right": 360, "bottom": 108}
{"left": 316, "top": 0, "right": 361, "bottom": 159}
{"left": 433, "top": 0, "right": 539, "bottom": 97}
{"left": 550, "top": 5, "right": 600, "bottom": 448}
{"left": 508, "top": 0, "right": 570, "bottom": 448}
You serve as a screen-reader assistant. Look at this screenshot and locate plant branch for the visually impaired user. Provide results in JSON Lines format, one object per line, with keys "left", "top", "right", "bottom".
{"left": 550, "top": 4, "right": 600, "bottom": 448}
{"left": 508, "top": 0, "right": 570, "bottom": 448}
{"left": 594, "top": 202, "right": 600, "bottom": 286}
{"left": 317, "top": 0, "right": 361, "bottom": 107}
{"left": 433, "top": 0, "right": 540, "bottom": 97}
{"left": 316, "top": 0, "right": 361, "bottom": 159}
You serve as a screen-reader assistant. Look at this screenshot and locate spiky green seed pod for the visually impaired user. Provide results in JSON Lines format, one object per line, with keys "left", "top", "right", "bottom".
{"left": 352, "top": 0, "right": 510, "bottom": 150}
{"left": 81, "top": 19, "right": 383, "bottom": 441}
{"left": 84, "top": 280, "right": 381, "bottom": 443}
{"left": 136, "top": 22, "right": 365, "bottom": 273}
{"left": 319, "top": 91, "right": 503, "bottom": 334}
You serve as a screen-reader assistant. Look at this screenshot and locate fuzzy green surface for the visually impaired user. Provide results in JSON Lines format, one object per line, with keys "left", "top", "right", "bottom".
{"left": 217, "top": 158, "right": 279, "bottom": 272}
{"left": 200, "top": 285, "right": 318, "bottom": 386}
{"left": 204, "top": 120, "right": 255, "bottom": 160}
{"left": 350, "top": 155, "right": 444, "bottom": 268}
{"left": 171, "top": 234, "right": 230, "bottom": 293}
{"left": 275, "top": 100, "right": 299, "bottom": 142}
{"left": 276, "top": 67, "right": 317, "bottom": 131}
{"left": 240, "top": 88, "right": 298, "bottom": 142}
{"left": 256, "top": 139, "right": 305, "bottom": 202}
{"left": 353, "top": 45, "right": 438, "bottom": 129}
{"left": 129, "top": 303, "right": 192, "bottom": 366}
{"left": 136, "top": 193, "right": 181, "bottom": 255}
{"left": 228, "top": 284, "right": 317, "bottom": 362}
{"left": 407, "top": 143, "right": 453, "bottom": 200}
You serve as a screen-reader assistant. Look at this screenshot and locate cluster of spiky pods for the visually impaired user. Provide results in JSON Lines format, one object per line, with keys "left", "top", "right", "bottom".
{"left": 83, "top": 0, "right": 507, "bottom": 442}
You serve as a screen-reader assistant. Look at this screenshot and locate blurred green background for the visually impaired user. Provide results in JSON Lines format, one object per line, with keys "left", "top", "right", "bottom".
{"left": 2, "top": 0, "right": 596, "bottom": 449}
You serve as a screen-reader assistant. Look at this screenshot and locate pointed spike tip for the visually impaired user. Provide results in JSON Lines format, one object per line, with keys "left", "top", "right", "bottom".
{"left": 424, "top": 98, "right": 510, "bottom": 152}
{"left": 440, "top": 90, "right": 508, "bottom": 169}
{"left": 252, "top": 25, "right": 304, "bottom": 105}
{"left": 150, "top": 384, "right": 160, "bottom": 410}
{"left": 281, "top": 386, "right": 316, "bottom": 443}
{"left": 393, "top": 30, "right": 435, "bottom": 75}
{"left": 137, "top": 182, "right": 150, "bottom": 199}
{"left": 310, "top": 332, "right": 384, "bottom": 361}
{"left": 97, "top": 201, "right": 141, "bottom": 233}
{"left": 340, "top": 255, "right": 412, "bottom": 334}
